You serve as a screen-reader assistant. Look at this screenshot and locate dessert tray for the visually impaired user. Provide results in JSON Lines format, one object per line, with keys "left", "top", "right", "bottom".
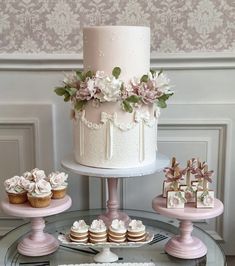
{"left": 58, "top": 232, "right": 154, "bottom": 263}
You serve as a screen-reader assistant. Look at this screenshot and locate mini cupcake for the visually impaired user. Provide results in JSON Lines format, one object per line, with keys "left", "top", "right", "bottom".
{"left": 127, "top": 220, "right": 146, "bottom": 242}
{"left": 47, "top": 171, "right": 68, "bottom": 199}
{"left": 27, "top": 179, "right": 52, "bottom": 208}
{"left": 108, "top": 219, "right": 127, "bottom": 243}
{"left": 70, "top": 220, "right": 89, "bottom": 243}
{"left": 89, "top": 219, "right": 107, "bottom": 243}
{"left": 4, "top": 176, "right": 29, "bottom": 204}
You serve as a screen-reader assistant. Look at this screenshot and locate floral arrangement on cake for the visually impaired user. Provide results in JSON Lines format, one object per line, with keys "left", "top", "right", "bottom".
{"left": 54, "top": 67, "right": 173, "bottom": 113}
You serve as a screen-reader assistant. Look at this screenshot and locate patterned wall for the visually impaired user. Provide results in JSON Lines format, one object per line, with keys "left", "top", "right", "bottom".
{"left": 0, "top": 0, "right": 234, "bottom": 54}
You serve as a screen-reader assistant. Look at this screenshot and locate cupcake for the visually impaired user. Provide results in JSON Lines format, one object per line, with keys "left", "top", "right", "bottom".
{"left": 89, "top": 219, "right": 107, "bottom": 243}
{"left": 127, "top": 220, "right": 146, "bottom": 242}
{"left": 27, "top": 179, "right": 52, "bottom": 208}
{"left": 4, "top": 176, "right": 29, "bottom": 204}
{"left": 70, "top": 220, "right": 89, "bottom": 243}
{"left": 47, "top": 171, "right": 68, "bottom": 199}
{"left": 108, "top": 219, "right": 127, "bottom": 243}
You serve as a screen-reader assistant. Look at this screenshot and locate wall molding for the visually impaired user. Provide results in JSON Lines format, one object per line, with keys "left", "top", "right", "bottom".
{"left": 0, "top": 52, "right": 234, "bottom": 70}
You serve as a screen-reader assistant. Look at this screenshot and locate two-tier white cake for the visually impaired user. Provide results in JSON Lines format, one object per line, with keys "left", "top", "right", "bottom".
{"left": 55, "top": 26, "right": 172, "bottom": 168}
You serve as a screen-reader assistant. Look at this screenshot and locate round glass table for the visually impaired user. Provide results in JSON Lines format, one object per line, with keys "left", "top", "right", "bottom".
{"left": 0, "top": 209, "right": 226, "bottom": 266}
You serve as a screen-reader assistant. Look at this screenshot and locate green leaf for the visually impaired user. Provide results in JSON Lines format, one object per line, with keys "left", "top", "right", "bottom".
{"left": 122, "top": 100, "right": 133, "bottom": 113}
{"left": 140, "top": 74, "right": 148, "bottom": 83}
{"left": 76, "top": 70, "right": 86, "bottom": 81}
{"left": 64, "top": 92, "right": 71, "bottom": 102}
{"left": 157, "top": 98, "right": 167, "bottom": 108}
{"left": 157, "top": 69, "right": 163, "bottom": 76}
{"left": 85, "top": 70, "right": 94, "bottom": 78}
{"left": 112, "top": 67, "right": 121, "bottom": 79}
{"left": 74, "top": 100, "right": 87, "bottom": 111}
{"left": 54, "top": 87, "right": 66, "bottom": 96}
{"left": 120, "top": 83, "right": 124, "bottom": 91}
{"left": 66, "top": 87, "right": 77, "bottom": 96}
{"left": 126, "top": 95, "right": 141, "bottom": 103}
{"left": 150, "top": 69, "right": 155, "bottom": 75}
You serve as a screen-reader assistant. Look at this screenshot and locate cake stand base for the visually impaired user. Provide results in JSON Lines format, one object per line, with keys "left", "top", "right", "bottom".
{"left": 165, "top": 235, "right": 207, "bottom": 259}
{"left": 18, "top": 232, "right": 59, "bottom": 257}
{"left": 93, "top": 247, "right": 118, "bottom": 263}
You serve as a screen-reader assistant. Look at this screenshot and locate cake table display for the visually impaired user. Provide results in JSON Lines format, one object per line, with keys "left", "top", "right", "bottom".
{"left": 1, "top": 195, "right": 72, "bottom": 256}
{"left": 62, "top": 153, "right": 169, "bottom": 226}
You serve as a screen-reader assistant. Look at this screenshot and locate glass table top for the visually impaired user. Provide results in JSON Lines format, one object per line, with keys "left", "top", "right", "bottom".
{"left": 0, "top": 209, "right": 226, "bottom": 266}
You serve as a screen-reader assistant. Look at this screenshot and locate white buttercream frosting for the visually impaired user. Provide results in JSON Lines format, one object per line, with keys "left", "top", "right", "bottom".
{"left": 128, "top": 220, "right": 145, "bottom": 232}
{"left": 89, "top": 219, "right": 107, "bottom": 232}
{"left": 23, "top": 171, "right": 33, "bottom": 181}
{"left": 29, "top": 179, "right": 52, "bottom": 197}
{"left": 4, "top": 176, "right": 26, "bottom": 193}
{"left": 47, "top": 171, "right": 68, "bottom": 189}
{"left": 31, "top": 168, "right": 47, "bottom": 182}
{"left": 109, "top": 219, "right": 127, "bottom": 233}
{"left": 71, "top": 220, "right": 89, "bottom": 233}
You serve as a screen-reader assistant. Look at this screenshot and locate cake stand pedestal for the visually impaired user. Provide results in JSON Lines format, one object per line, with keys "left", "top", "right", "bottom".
{"left": 0, "top": 195, "right": 72, "bottom": 256}
{"left": 152, "top": 195, "right": 224, "bottom": 259}
{"left": 62, "top": 153, "right": 169, "bottom": 225}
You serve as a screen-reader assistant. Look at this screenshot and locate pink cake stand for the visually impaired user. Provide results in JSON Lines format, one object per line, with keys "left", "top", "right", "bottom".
{"left": 152, "top": 195, "right": 224, "bottom": 259}
{"left": 61, "top": 153, "right": 169, "bottom": 226}
{"left": 0, "top": 195, "right": 72, "bottom": 256}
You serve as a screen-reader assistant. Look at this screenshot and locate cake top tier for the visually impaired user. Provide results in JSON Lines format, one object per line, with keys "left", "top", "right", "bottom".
{"left": 83, "top": 26, "right": 150, "bottom": 82}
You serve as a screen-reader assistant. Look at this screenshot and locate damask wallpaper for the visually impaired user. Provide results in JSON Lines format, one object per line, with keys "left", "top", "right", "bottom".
{"left": 0, "top": 0, "right": 234, "bottom": 54}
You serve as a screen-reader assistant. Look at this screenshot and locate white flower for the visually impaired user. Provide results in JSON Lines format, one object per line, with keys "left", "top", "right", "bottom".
{"left": 95, "top": 71, "right": 105, "bottom": 79}
{"left": 48, "top": 171, "right": 68, "bottom": 189}
{"left": 19, "top": 178, "right": 34, "bottom": 193}
{"left": 23, "top": 171, "right": 33, "bottom": 181}
{"left": 203, "top": 194, "right": 214, "bottom": 206}
{"left": 148, "top": 71, "right": 172, "bottom": 94}
{"left": 4, "top": 176, "right": 20, "bottom": 193}
{"left": 95, "top": 76, "right": 122, "bottom": 102}
{"left": 72, "top": 220, "right": 89, "bottom": 231}
{"left": 31, "top": 168, "right": 46, "bottom": 182}
{"left": 33, "top": 179, "right": 51, "bottom": 196}
{"left": 111, "top": 219, "right": 126, "bottom": 231}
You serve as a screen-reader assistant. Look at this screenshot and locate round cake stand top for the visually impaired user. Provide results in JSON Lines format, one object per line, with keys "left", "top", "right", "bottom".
{"left": 0, "top": 195, "right": 72, "bottom": 218}
{"left": 61, "top": 153, "right": 169, "bottom": 178}
{"left": 152, "top": 195, "right": 224, "bottom": 220}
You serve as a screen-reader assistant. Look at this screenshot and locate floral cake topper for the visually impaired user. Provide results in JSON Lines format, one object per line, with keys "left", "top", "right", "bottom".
{"left": 54, "top": 67, "right": 173, "bottom": 113}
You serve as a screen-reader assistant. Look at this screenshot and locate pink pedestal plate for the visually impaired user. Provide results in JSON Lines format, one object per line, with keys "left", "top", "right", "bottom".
{"left": 62, "top": 153, "right": 169, "bottom": 226}
{"left": 152, "top": 195, "right": 224, "bottom": 259}
{"left": 1, "top": 195, "right": 72, "bottom": 256}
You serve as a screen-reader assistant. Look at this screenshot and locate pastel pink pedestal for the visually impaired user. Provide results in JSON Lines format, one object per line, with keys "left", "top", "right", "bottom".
{"left": 99, "top": 178, "right": 130, "bottom": 226}
{"left": 152, "top": 195, "right": 224, "bottom": 259}
{"left": 1, "top": 195, "right": 72, "bottom": 256}
{"left": 61, "top": 154, "right": 169, "bottom": 226}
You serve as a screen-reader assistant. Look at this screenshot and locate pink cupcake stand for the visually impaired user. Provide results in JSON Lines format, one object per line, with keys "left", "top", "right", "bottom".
{"left": 61, "top": 153, "right": 169, "bottom": 226}
{"left": 1, "top": 195, "right": 72, "bottom": 256}
{"left": 152, "top": 195, "right": 224, "bottom": 259}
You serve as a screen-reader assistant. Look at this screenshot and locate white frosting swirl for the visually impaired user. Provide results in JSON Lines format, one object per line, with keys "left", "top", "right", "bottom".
{"left": 110, "top": 219, "right": 126, "bottom": 233}
{"left": 23, "top": 171, "right": 33, "bottom": 181}
{"left": 4, "top": 176, "right": 26, "bottom": 193}
{"left": 89, "top": 219, "right": 106, "bottom": 232}
{"left": 48, "top": 171, "right": 68, "bottom": 189}
{"left": 30, "top": 179, "right": 51, "bottom": 197}
{"left": 31, "top": 168, "right": 46, "bottom": 182}
{"left": 128, "top": 220, "right": 145, "bottom": 232}
{"left": 72, "top": 220, "right": 89, "bottom": 232}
